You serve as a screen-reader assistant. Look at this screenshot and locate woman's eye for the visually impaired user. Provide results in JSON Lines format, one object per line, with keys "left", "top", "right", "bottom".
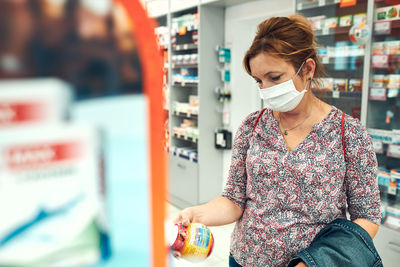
{"left": 271, "top": 75, "right": 281, "bottom": 81}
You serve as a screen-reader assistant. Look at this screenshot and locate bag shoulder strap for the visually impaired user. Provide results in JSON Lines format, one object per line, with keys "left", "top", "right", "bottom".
{"left": 252, "top": 108, "right": 268, "bottom": 137}
{"left": 341, "top": 112, "right": 346, "bottom": 161}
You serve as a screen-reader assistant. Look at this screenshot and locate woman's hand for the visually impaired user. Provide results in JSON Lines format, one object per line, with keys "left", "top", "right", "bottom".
{"left": 173, "top": 207, "right": 195, "bottom": 226}
{"left": 172, "top": 207, "right": 196, "bottom": 258}
{"left": 295, "top": 262, "right": 307, "bottom": 267}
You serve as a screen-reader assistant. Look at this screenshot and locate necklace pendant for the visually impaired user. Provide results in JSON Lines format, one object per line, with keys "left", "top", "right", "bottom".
{"left": 284, "top": 130, "right": 288, "bottom": 135}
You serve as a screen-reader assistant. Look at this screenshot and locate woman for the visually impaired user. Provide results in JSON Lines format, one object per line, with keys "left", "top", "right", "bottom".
{"left": 173, "top": 15, "right": 381, "bottom": 266}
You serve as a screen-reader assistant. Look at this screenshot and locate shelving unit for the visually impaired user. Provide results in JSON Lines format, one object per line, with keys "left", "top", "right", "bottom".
{"left": 366, "top": 5, "right": 400, "bottom": 263}
{"left": 297, "top": 1, "right": 400, "bottom": 265}
{"left": 156, "top": 3, "right": 225, "bottom": 209}
{"left": 296, "top": 0, "right": 368, "bottom": 119}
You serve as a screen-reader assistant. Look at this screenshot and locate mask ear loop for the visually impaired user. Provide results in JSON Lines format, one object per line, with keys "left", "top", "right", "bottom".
{"left": 294, "top": 61, "right": 306, "bottom": 78}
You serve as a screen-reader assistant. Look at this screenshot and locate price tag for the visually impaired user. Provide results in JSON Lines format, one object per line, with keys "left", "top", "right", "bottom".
{"left": 388, "top": 144, "right": 400, "bottom": 158}
{"left": 332, "top": 91, "right": 340, "bottom": 98}
{"left": 319, "top": 0, "right": 326, "bottom": 6}
{"left": 334, "top": 0, "right": 340, "bottom": 3}
{"left": 374, "top": 21, "right": 391, "bottom": 35}
{"left": 372, "top": 140, "right": 384, "bottom": 153}
{"left": 322, "top": 28, "right": 330, "bottom": 35}
{"left": 372, "top": 54, "right": 389, "bottom": 68}
{"left": 183, "top": 44, "right": 188, "bottom": 50}
{"left": 369, "top": 88, "right": 386, "bottom": 101}
{"left": 388, "top": 186, "right": 397, "bottom": 195}
{"left": 297, "top": 3, "right": 303, "bottom": 10}
{"left": 387, "top": 206, "right": 400, "bottom": 217}
{"left": 322, "top": 57, "right": 329, "bottom": 64}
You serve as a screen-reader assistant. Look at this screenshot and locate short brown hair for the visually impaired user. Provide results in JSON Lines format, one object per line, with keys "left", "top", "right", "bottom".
{"left": 243, "top": 14, "right": 325, "bottom": 81}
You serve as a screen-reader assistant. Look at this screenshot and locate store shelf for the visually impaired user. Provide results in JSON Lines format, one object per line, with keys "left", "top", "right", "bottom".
{"left": 172, "top": 43, "right": 198, "bottom": 51}
{"left": 313, "top": 26, "right": 352, "bottom": 36}
{"left": 313, "top": 90, "right": 362, "bottom": 99}
{"left": 297, "top": 0, "right": 340, "bottom": 10}
{"left": 172, "top": 81, "right": 198, "bottom": 87}
{"left": 170, "top": 147, "right": 198, "bottom": 163}
{"left": 172, "top": 110, "right": 198, "bottom": 119}
{"left": 173, "top": 132, "right": 198, "bottom": 144}
{"left": 171, "top": 63, "right": 198, "bottom": 68}
{"left": 321, "top": 56, "right": 364, "bottom": 65}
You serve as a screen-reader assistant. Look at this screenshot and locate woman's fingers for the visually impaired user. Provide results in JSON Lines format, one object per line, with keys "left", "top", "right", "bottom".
{"left": 172, "top": 251, "right": 181, "bottom": 258}
{"left": 173, "top": 208, "right": 193, "bottom": 226}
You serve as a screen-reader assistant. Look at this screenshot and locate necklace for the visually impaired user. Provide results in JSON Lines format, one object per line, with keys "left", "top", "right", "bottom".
{"left": 278, "top": 103, "right": 313, "bottom": 135}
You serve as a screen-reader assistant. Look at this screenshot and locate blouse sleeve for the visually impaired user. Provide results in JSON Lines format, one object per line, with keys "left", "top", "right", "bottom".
{"left": 222, "top": 111, "right": 259, "bottom": 210}
{"left": 343, "top": 116, "right": 381, "bottom": 225}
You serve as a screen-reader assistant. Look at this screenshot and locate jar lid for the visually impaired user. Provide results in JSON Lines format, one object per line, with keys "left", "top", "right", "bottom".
{"left": 165, "top": 222, "right": 179, "bottom": 247}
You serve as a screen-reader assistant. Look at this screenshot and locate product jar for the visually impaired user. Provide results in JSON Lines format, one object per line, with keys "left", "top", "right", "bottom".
{"left": 168, "top": 223, "right": 214, "bottom": 262}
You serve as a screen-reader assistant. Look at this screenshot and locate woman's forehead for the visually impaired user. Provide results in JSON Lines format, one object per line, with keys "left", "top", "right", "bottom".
{"left": 249, "top": 53, "right": 293, "bottom": 76}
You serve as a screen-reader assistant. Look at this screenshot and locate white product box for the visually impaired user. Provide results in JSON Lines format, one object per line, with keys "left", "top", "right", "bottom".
{"left": 0, "top": 123, "right": 108, "bottom": 266}
{"left": 308, "top": 15, "right": 326, "bottom": 30}
{"left": 0, "top": 78, "right": 72, "bottom": 128}
{"left": 373, "top": 42, "right": 385, "bottom": 55}
{"left": 353, "top": 13, "right": 366, "bottom": 25}
{"left": 319, "top": 78, "right": 334, "bottom": 91}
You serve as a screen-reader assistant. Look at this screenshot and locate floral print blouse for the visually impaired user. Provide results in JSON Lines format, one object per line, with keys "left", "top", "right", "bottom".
{"left": 222, "top": 106, "right": 381, "bottom": 267}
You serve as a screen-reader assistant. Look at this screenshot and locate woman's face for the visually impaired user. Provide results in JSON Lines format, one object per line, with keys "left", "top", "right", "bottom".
{"left": 249, "top": 52, "right": 306, "bottom": 92}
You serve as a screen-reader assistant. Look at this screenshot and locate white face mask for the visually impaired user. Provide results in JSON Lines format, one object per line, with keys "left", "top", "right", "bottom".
{"left": 259, "top": 61, "right": 308, "bottom": 112}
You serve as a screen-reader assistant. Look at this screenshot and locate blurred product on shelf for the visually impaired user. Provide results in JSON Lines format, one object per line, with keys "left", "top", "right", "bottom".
{"left": 373, "top": 41, "right": 400, "bottom": 55}
{"left": 325, "top": 17, "right": 339, "bottom": 28}
{"left": 312, "top": 77, "right": 362, "bottom": 93}
{"left": 170, "top": 146, "right": 198, "bottom": 162}
{"left": 307, "top": 13, "right": 366, "bottom": 30}
{"left": 154, "top": 26, "right": 169, "bottom": 49}
{"left": 353, "top": 13, "right": 367, "bottom": 25}
{"left": 172, "top": 73, "right": 199, "bottom": 84}
{"left": 339, "top": 15, "right": 353, "bottom": 27}
{"left": 173, "top": 100, "right": 199, "bottom": 115}
{"left": 0, "top": 124, "right": 109, "bottom": 266}
{"left": 375, "top": 5, "right": 400, "bottom": 21}
{"left": 0, "top": 78, "right": 110, "bottom": 266}
{"left": 333, "top": 78, "right": 348, "bottom": 92}
{"left": 0, "top": 78, "right": 72, "bottom": 128}
{"left": 348, "top": 78, "right": 362, "bottom": 92}
{"left": 0, "top": 0, "right": 142, "bottom": 99}
{"left": 171, "top": 13, "right": 199, "bottom": 35}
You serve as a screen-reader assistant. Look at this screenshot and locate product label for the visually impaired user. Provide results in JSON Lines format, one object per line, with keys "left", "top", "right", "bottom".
{"left": 0, "top": 102, "right": 46, "bottom": 126}
{"left": 178, "top": 223, "right": 214, "bottom": 262}
{"left": 6, "top": 142, "right": 83, "bottom": 170}
{"left": 372, "top": 140, "right": 384, "bottom": 154}
{"left": 332, "top": 91, "right": 340, "bottom": 98}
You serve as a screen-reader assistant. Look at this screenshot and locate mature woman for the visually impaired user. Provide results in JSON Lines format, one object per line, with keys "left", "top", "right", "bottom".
{"left": 174, "top": 14, "right": 381, "bottom": 267}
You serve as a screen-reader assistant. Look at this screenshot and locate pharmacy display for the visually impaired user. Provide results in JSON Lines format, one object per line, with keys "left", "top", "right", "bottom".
{"left": 368, "top": 1, "right": 400, "bottom": 232}
{"left": 297, "top": 0, "right": 367, "bottom": 119}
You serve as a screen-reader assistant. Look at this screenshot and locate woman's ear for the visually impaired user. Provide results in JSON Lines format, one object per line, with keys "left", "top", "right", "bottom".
{"left": 305, "top": 58, "right": 316, "bottom": 79}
